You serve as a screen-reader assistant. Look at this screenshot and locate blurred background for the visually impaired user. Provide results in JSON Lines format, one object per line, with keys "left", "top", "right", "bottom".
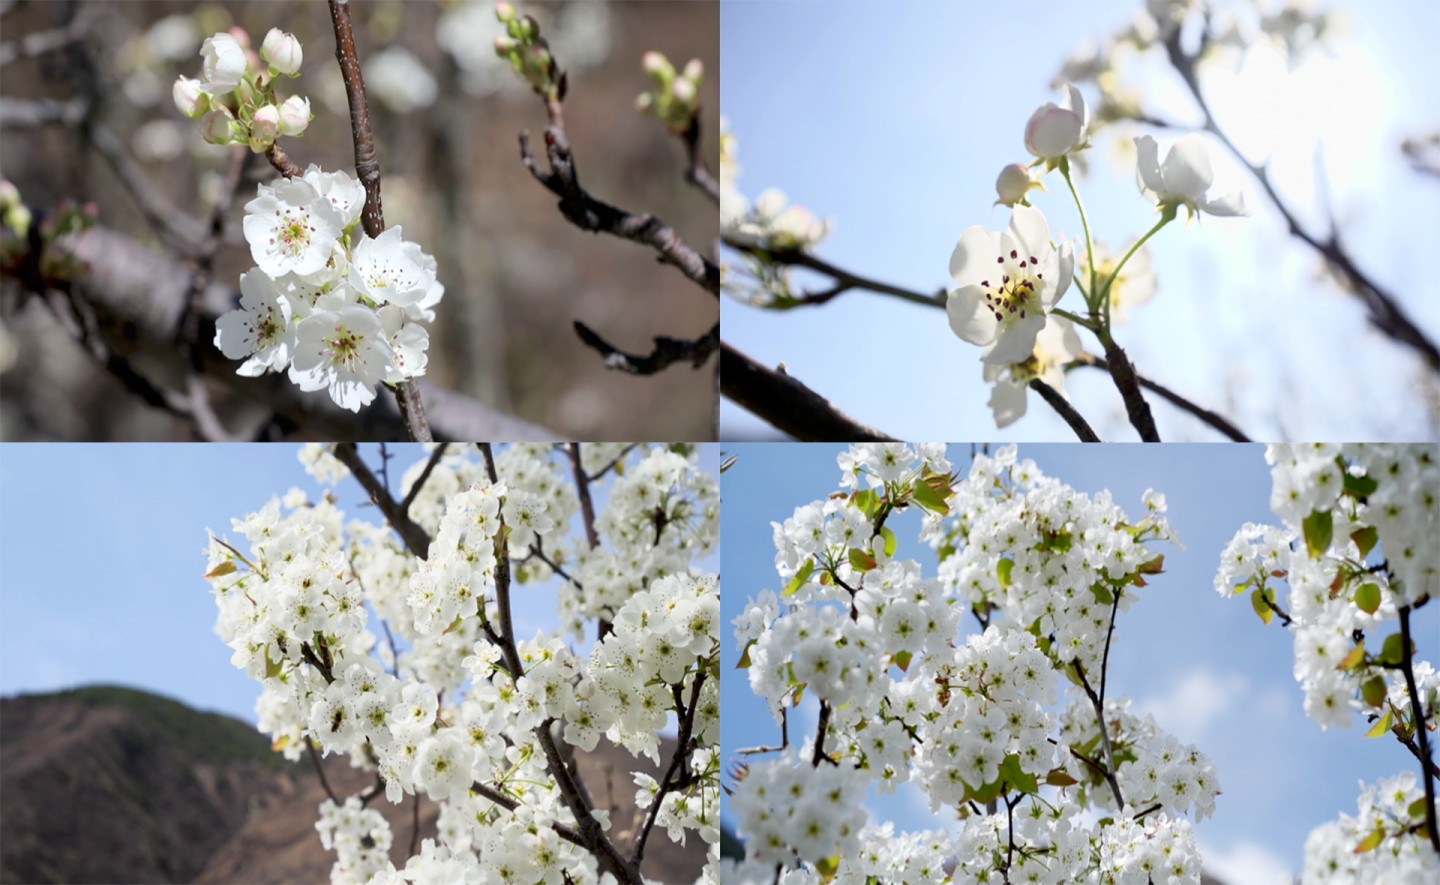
{"left": 718, "top": 443, "right": 1439, "bottom": 885}
{"left": 0, "top": 1, "right": 719, "bottom": 440}
{"left": 720, "top": 0, "right": 1440, "bottom": 441}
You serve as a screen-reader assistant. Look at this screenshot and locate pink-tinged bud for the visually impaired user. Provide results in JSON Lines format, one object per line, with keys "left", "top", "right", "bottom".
{"left": 671, "top": 77, "right": 696, "bottom": 104}
{"left": 250, "top": 104, "right": 280, "bottom": 144}
{"left": 199, "top": 32, "right": 248, "bottom": 95}
{"left": 261, "top": 28, "right": 303, "bottom": 76}
{"left": 173, "top": 75, "right": 209, "bottom": 119}
{"left": 278, "top": 95, "right": 310, "bottom": 136}
{"left": 495, "top": 1, "right": 516, "bottom": 23}
{"left": 494, "top": 35, "right": 517, "bottom": 56}
{"left": 200, "top": 108, "right": 241, "bottom": 145}
{"left": 682, "top": 58, "right": 704, "bottom": 83}
{"left": 642, "top": 51, "right": 673, "bottom": 81}
{"left": 995, "top": 164, "right": 1034, "bottom": 207}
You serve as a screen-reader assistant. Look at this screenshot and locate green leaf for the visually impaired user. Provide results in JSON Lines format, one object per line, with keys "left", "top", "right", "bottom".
{"left": 855, "top": 489, "right": 878, "bottom": 519}
{"left": 999, "top": 754, "right": 1039, "bottom": 795}
{"left": 1251, "top": 588, "right": 1275, "bottom": 625}
{"left": 1049, "top": 531, "right": 1073, "bottom": 553}
{"left": 1046, "top": 769, "right": 1079, "bottom": 787}
{"left": 1092, "top": 582, "right": 1115, "bottom": 605}
{"left": 1353, "top": 827, "right": 1385, "bottom": 854}
{"left": 880, "top": 526, "right": 898, "bottom": 559}
{"left": 1407, "top": 798, "right": 1429, "bottom": 822}
{"left": 997, "top": 559, "right": 1014, "bottom": 590}
{"left": 1354, "top": 583, "right": 1382, "bottom": 615}
{"left": 969, "top": 775, "right": 1004, "bottom": 805}
{"left": 1381, "top": 634, "right": 1406, "bottom": 666}
{"left": 442, "top": 614, "right": 465, "bottom": 635}
{"left": 204, "top": 561, "right": 238, "bottom": 579}
{"left": 938, "top": 544, "right": 956, "bottom": 561}
{"left": 1233, "top": 575, "right": 1254, "bottom": 596}
{"left": 1364, "top": 709, "right": 1394, "bottom": 738}
{"left": 910, "top": 477, "right": 949, "bottom": 515}
{"left": 849, "top": 547, "right": 877, "bottom": 573}
{"left": 1136, "top": 554, "right": 1166, "bottom": 575}
{"left": 736, "top": 639, "right": 755, "bottom": 669}
{"left": 814, "top": 853, "right": 841, "bottom": 882}
{"left": 720, "top": 454, "right": 738, "bottom": 474}
{"left": 264, "top": 649, "right": 283, "bottom": 680}
{"left": 1303, "top": 509, "right": 1333, "bottom": 559}
{"left": 784, "top": 560, "right": 816, "bottom": 596}
{"left": 791, "top": 683, "right": 806, "bottom": 708}
{"left": 1351, "top": 526, "right": 1379, "bottom": 560}
{"left": 1343, "top": 472, "right": 1378, "bottom": 499}
{"left": 894, "top": 650, "right": 913, "bottom": 673}
{"left": 1361, "top": 675, "right": 1387, "bottom": 708}
{"left": 1336, "top": 642, "right": 1366, "bottom": 672}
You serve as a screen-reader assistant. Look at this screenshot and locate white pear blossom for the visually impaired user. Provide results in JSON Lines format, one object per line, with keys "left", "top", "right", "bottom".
{"left": 250, "top": 104, "right": 280, "bottom": 147}
{"left": 1085, "top": 238, "right": 1157, "bottom": 323}
{"left": 214, "top": 270, "right": 297, "bottom": 376}
{"left": 1134, "top": 134, "right": 1250, "bottom": 218}
{"left": 172, "top": 76, "right": 208, "bottom": 119}
{"left": 278, "top": 95, "right": 311, "bottom": 137}
{"left": 199, "top": 32, "right": 248, "bottom": 95}
{"left": 349, "top": 227, "right": 438, "bottom": 308}
{"left": 947, "top": 205, "right": 1075, "bottom": 364}
{"left": 243, "top": 178, "right": 346, "bottom": 278}
{"left": 1025, "top": 83, "right": 1089, "bottom": 161}
{"left": 378, "top": 305, "right": 429, "bottom": 383}
{"left": 289, "top": 304, "right": 395, "bottom": 411}
{"left": 983, "top": 314, "right": 1084, "bottom": 428}
{"left": 301, "top": 166, "right": 366, "bottom": 231}
{"left": 261, "top": 28, "right": 303, "bottom": 76}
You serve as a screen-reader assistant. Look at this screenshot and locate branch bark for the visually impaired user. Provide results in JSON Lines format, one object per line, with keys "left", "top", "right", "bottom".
{"left": 1029, "top": 379, "right": 1100, "bottom": 442}
{"left": 720, "top": 342, "right": 898, "bottom": 441}
{"left": 332, "top": 443, "right": 433, "bottom": 560}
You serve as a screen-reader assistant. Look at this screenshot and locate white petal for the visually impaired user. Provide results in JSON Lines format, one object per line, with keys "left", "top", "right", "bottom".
{"left": 1007, "top": 206, "right": 1052, "bottom": 268}
{"left": 988, "top": 378, "right": 1029, "bottom": 429}
{"left": 982, "top": 313, "right": 1046, "bottom": 365}
{"left": 949, "top": 226, "right": 1002, "bottom": 289}
{"left": 947, "top": 286, "right": 999, "bottom": 346}
{"left": 1024, "top": 105, "right": 1082, "bottom": 159}
{"left": 1134, "top": 135, "right": 1166, "bottom": 195}
{"left": 1041, "top": 241, "right": 1075, "bottom": 310}
{"left": 1201, "top": 190, "right": 1250, "bottom": 217}
{"left": 1063, "top": 83, "right": 1090, "bottom": 133}
{"left": 1161, "top": 134, "right": 1214, "bottom": 200}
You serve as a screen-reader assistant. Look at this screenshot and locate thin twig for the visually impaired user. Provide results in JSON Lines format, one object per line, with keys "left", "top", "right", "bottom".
{"left": 1029, "top": 379, "right": 1100, "bottom": 442}
{"left": 1399, "top": 605, "right": 1440, "bottom": 852}
{"left": 400, "top": 443, "right": 450, "bottom": 512}
{"left": 1071, "top": 353, "right": 1250, "bottom": 441}
{"left": 1073, "top": 660, "right": 1125, "bottom": 811}
{"left": 567, "top": 443, "right": 600, "bottom": 550}
{"left": 574, "top": 320, "right": 718, "bottom": 375}
{"left": 739, "top": 246, "right": 946, "bottom": 309}
{"left": 327, "top": 0, "right": 431, "bottom": 441}
{"left": 680, "top": 115, "right": 719, "bottom": 205}
{"left": 332, "top": 443, "right": 432, "bottom": 559}
{"left": 587, "top": 443, "right": 639, "bottom": 482}
{"left": 306, "top": 736, "right": 340, "bottom": 804}
{"left": 0, "top": 5, "right": 97, "bottom": 67}
{"left": 630, "top": 674, "right": 705, "bottom": 868}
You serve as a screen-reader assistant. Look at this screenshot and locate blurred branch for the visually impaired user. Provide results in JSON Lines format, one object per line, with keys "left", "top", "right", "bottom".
{"left": 1401, "top": 132, "right": 1440, "bottom": 182}
{"left": 0, "top": 4, "right": 98, "bottom": 67}
{"left": 328, "top": 0, "right": 430, "bottom": 442}
{"left": 1029, "top": 379, "right": 1100, "bottom": 442}
{"left": 1070, "top": 353, "right": 1250, "bottom": 441}
{"left": 720, "top": 341, "right": 897, "bottom": 441}
{"left": 0, "top": 96, "right": 87, "bottom": 127}
{"left": 731, "top": 244, "right": 947, "bottom": 309}
{"left": 1162, "top": 29, "right": 1440, "bottom": 373}
{"left": 573, "top": 320, "right": 718, "bottom": 376}
{"left": 680, "top": 115, "right": 719, "bottom": 205}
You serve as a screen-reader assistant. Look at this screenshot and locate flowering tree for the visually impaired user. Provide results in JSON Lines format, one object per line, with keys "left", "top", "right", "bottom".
{"left": 203, "top": 443, "right": 720, "bottom": 884}
{"left": 0, "top": 2, "right": 716, "bottom": 440}
{"left": 726, "top": 443, "right": 1221, "bottom": 883}
{"left": 1215, "top": 444, "right": 1437, "bottom": 881}
{"left": 720, "top": 0, "right": 1439, "bottom": 442}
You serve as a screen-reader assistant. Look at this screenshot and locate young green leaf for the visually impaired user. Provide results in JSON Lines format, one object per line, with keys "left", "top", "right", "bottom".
{"left": 894, "top": 650, "right": 913, "bottom": 673}
{"left": 1350, "top": 526, "right": 1379, "bottom": 560}
{"left": 1303, "top": 509, "right": 1333, "bottom": 559}
{"left": 1353, "top": 583, "right": 1381, "bottom": 615}
{"left": 1352, "top": 826, "right": 1385, "bottom": 854}
{"left": 1361, "top": 675, "right": 1386, "bottom": 708}
{"left": 997, "top": 558, "right": 1014, "bottom": 589}
{"left": 910, "top": 477, "right": 950, "bottom": 515}
{"left": 1364, "top": 709, "right": 1394, "bottom": 738}
{"left": 1336, "top": 642, "right": 1366, "bottom": 672}
{"left": 880, "top": 525, "right": 898, "bottom": 558}
{"left": 784, "top": 559, "right": 816, "bottom": 596}
{"left": 1251, "top": 587, "right": 1275, "bottom": 625}
{"left": 737, "top": 638, "right": 755, "bottom": 669}
{"left": 1380, "top": 634, "right": 1407, "bottom": 666}
{"left": 849, "top": 548, "right": 877, "bottom": 572}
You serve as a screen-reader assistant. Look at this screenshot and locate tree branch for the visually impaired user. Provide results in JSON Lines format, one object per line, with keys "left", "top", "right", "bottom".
{"left": 720, "top": 342, "right": 898, "bottom": 441}
{"left": 332, "top": 443, "right": 432, "bottom": 559}
{"left": 630, "top": 673, "right": 705, "bottom": 868}
{"left": 1072, "top": 660, "right": 1125, "bottom": 812}
{"left": 1029, "top": 379, "right": 1100, "bottom": 442}
{"left": 327, "top": 0, "right": 430, "bottom": 441}
{"left": 1399, "top": 605, "right": 1440, "bottom": 853}
{"left": 400, "top": 443, "right": 450, "bottom": 512}
{"left": 1071, "top": 353, "right": 1250, "bottom": 441}
{"left": 574, "top": 320, "right": 717, "bottom": 375}
{"left": 740, "top": 246, "right": 946, "bottom": 309}
{"left": 680, "top": 114, "right": 719, "bottom": 205}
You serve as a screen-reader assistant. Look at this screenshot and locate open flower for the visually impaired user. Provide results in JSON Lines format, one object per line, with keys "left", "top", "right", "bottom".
{"left": 1025, "top": 84, "right": 1089, "bottom": 161}
{"left": 214, "top": 270, "right": 296, "bottom": 375}
{"left": 947, "top": 205, "right": 1075, "bottom": 364}
{"left": 983, "top": 315, "right": 1083, "bottom": 428}
{"left": 288, "top": 304, "right": 395, "bottom": 411}
{"left": 199, "top": 32, "right": 248, "bottom": 95}
{"left": 1085, "top": 239, "right": 1157, "bottom": 324}
{"left": 1134, "top": 134, "right": 1249, "bottom": 218}
{"left": 242, "top": 178, "right": 345, "bottom": 278}
{"left": 349, "top": 227, "right": 438, "bottom": 308}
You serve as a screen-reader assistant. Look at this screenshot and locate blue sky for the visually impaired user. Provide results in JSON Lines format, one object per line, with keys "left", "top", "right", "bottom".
{"left": 719, "top": 0, "right": 1440, "bottom": 441}
{"left": 0, "top": 443, "right": 719, "bottom": 731}
{"left": 718, "top": 444, "right": 1438, "bottom": 884}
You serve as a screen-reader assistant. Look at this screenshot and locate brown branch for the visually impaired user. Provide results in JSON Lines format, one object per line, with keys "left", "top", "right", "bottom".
{"left": 87, "top": 122, "right": 207, "bottom": 255}
{"left": 0, "top": 4, "right": 98, "bottom": 67}
{"left": 574, "top": 320, "right": 717, "bottom": 375}
{"left": 332, "top": 443, "right": 432, "bottom": 559}
{"left": 265, "top": 142, "right": 303, "bottom": 179}
{"left": 680, "top": 114, "right": 720, "bottom": 205}
{"left": 631, "top": 673, "right": 705, "bottom": 868}
{"left": 742, "top": 246, "right": 947, "bottom": 309}
{"left": 518, "top": 106, "right": 718, "bottom": 297}
{"left": 1071, "top": 353, "right": 1250, "bottom": 441}
{"left": 566, "top": 444, "right": 600, "bottom": 551}
{"left": 720, "top": 341, "right": 898, "bottom": 441}
{"left": 1399, "top": 605, "right": 1440, "bottom": 853}
{"left": 1072, "top": 660, "right": 1125, "bottom": 811}
{"left": 327, "top": 0, "right": 430, "bottom": 441}
{"left": 306, "top": 736, "right": 340, "bottom": 804}
{"left": 587, "top": 443, "right": 638, "bottom": 482}
{"left": 1162, "top": 30, "right": 1440, "bottom": 374}
{"left": 1097, "top": 336, "right": 1160, "bottom": 442}
{"left": 400, "top": 443, "right": 450, "bottom": 512}
{"left": 1029, "top": 378, "right": 1100, "bottom": 442}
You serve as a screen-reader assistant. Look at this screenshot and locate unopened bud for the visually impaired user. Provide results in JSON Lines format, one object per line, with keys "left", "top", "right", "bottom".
{"left": 682, "top": 58, "right": 704, "bottom": 83}
{"left": 642, "top": 51, "right": 673, "bottom": 81}
{"left": 261, "top": 28, "right": 303, "bottom": 76}
{"left": 494, "top": 35, "right": 517, "bottom": 57}
{"left": 672, "top": 77, "right": 696, "bottom": 105}
{"left": 173, "top": 75, "right": 209, "bottom": 119}
{"left": 495, "top": 1, "right": 516, "bottom": 23}
{"left": 250, "top": 104, "right": 280, "bottom": 145}
{"left": 278, "top": 95, "right": 310, "bottom": 136}
{"left": 200, "top": 107, "right": 242, "bottom": 145}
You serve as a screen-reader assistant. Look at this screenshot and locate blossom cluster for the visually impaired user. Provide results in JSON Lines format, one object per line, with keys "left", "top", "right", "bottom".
{"left": 636, "top": 52, "right": 704, "bottom": 135}
{"left": 727, "top": 443, "right": 1214, "bottom": 885}
{"left": 1215, "top": 443, "right": 1438, "bottom": 877}
{"left": 205, "top": 444, "right": 720, "bottom": 885}
{"left": 173, "top": 27, "right": 311, "bottom": 149}
{"left": 211, "top": 164, "right": 442, "bottom": 411}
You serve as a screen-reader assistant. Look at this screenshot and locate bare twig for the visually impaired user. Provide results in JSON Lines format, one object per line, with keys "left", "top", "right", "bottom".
{"left": 87, "top": 122, "right": 208, "bottom": 255}
{"left": 680, "top": 115, "right": 720, "bottom": 205}
{"left": 327, "top": 0, "right": 430, "bottom": 441}
{"left": 1073, "top": 660, "right": 1124, "bottom": 812}
{"left": 720, "top": 342, "right": 898, "bottom": 441}
{"left": 566, "top": 444, "right": 600, "bottom": 551}
{"left": 630, "top": 673, "right": 705, "bottom": 868}
{"left": 735, "top": 245, "right": 946, "bottom": 309}
{"left": 574, "top": 320, "right": 718, "bottom": 376}
{"left": 1071, "top": 353, "right": 1250, "bottom": 441}
{"left": 1029, "top": 379, "right": 1100, "bottom": 442}
{"left": 0, "top": 5, "right": 97, "bottom": 67}
{"left": 587, "top": 443, "right": 638, "bottom": 482}
{"left": 0, "top": 96, "right": 88, "bottom": 128}
{"left": 400, "top": 443, "right": 450, "bottom": 512}
{"left": 332, "top": 443, "right": 432, "bottom": 559}
{"left": 1398, "top": 606, "right": 1440, "bottom": 853}
{"left": 306, "top": 736, "right": 340, "bottom": 804}
{"left": 1096, "top": 335, "right": 1160, "bottom": 441}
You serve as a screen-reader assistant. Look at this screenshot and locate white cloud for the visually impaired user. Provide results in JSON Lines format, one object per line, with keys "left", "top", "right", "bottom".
{"left": 1200, "top": 839, "right": 1294, "bottom": 885}
{"left": 1137, "top": 668, "right": 1248, "bottom": 744}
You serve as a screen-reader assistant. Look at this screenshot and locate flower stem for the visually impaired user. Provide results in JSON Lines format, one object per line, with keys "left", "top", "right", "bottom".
{"left": 1099, "top": 213, "right": 1171, "bottom": 332}
{"left": 1050, "top": 308, "right": 1097, "bottom": 332}
{"left": 1059, "top": 159, "right": 1097, "bottom": 314}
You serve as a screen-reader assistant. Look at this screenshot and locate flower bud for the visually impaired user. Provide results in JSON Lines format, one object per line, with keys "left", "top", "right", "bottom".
{"left": 261, "top": 28, "right": 303, "bottom": 76}
{"left": 995, "top": 163, "right": 1035, "bottom": 207}
{"left": 682, "top": 58, "right": 704, "bottom": 84}
{"left": 200, "top": 107, "right": 242, "bottom": 145}
{"left": 250, "top": 104, "right": 281, "bottom": 145}
{"left": 278, "top": 95, "right": 311, "bottom": 136}
{"left": 672, "top": 77, "right": 696, "bottom": 105}
{"left": 172, "top": 75, "right": 209, "bottom": 119}
{"left": 635, "top": 92, "right": 653, "bottom": 112}
{"left": 199, "top": 32, "right": 248, "bottom": 95}
{"left": 642, "top": 51, "right": 674, "bottom": 82}
{"left": 495, "top": 1, "right": 516, "bottom": 23}
{"left": 494, "top": 35, "right": 517, "bottom": 57}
